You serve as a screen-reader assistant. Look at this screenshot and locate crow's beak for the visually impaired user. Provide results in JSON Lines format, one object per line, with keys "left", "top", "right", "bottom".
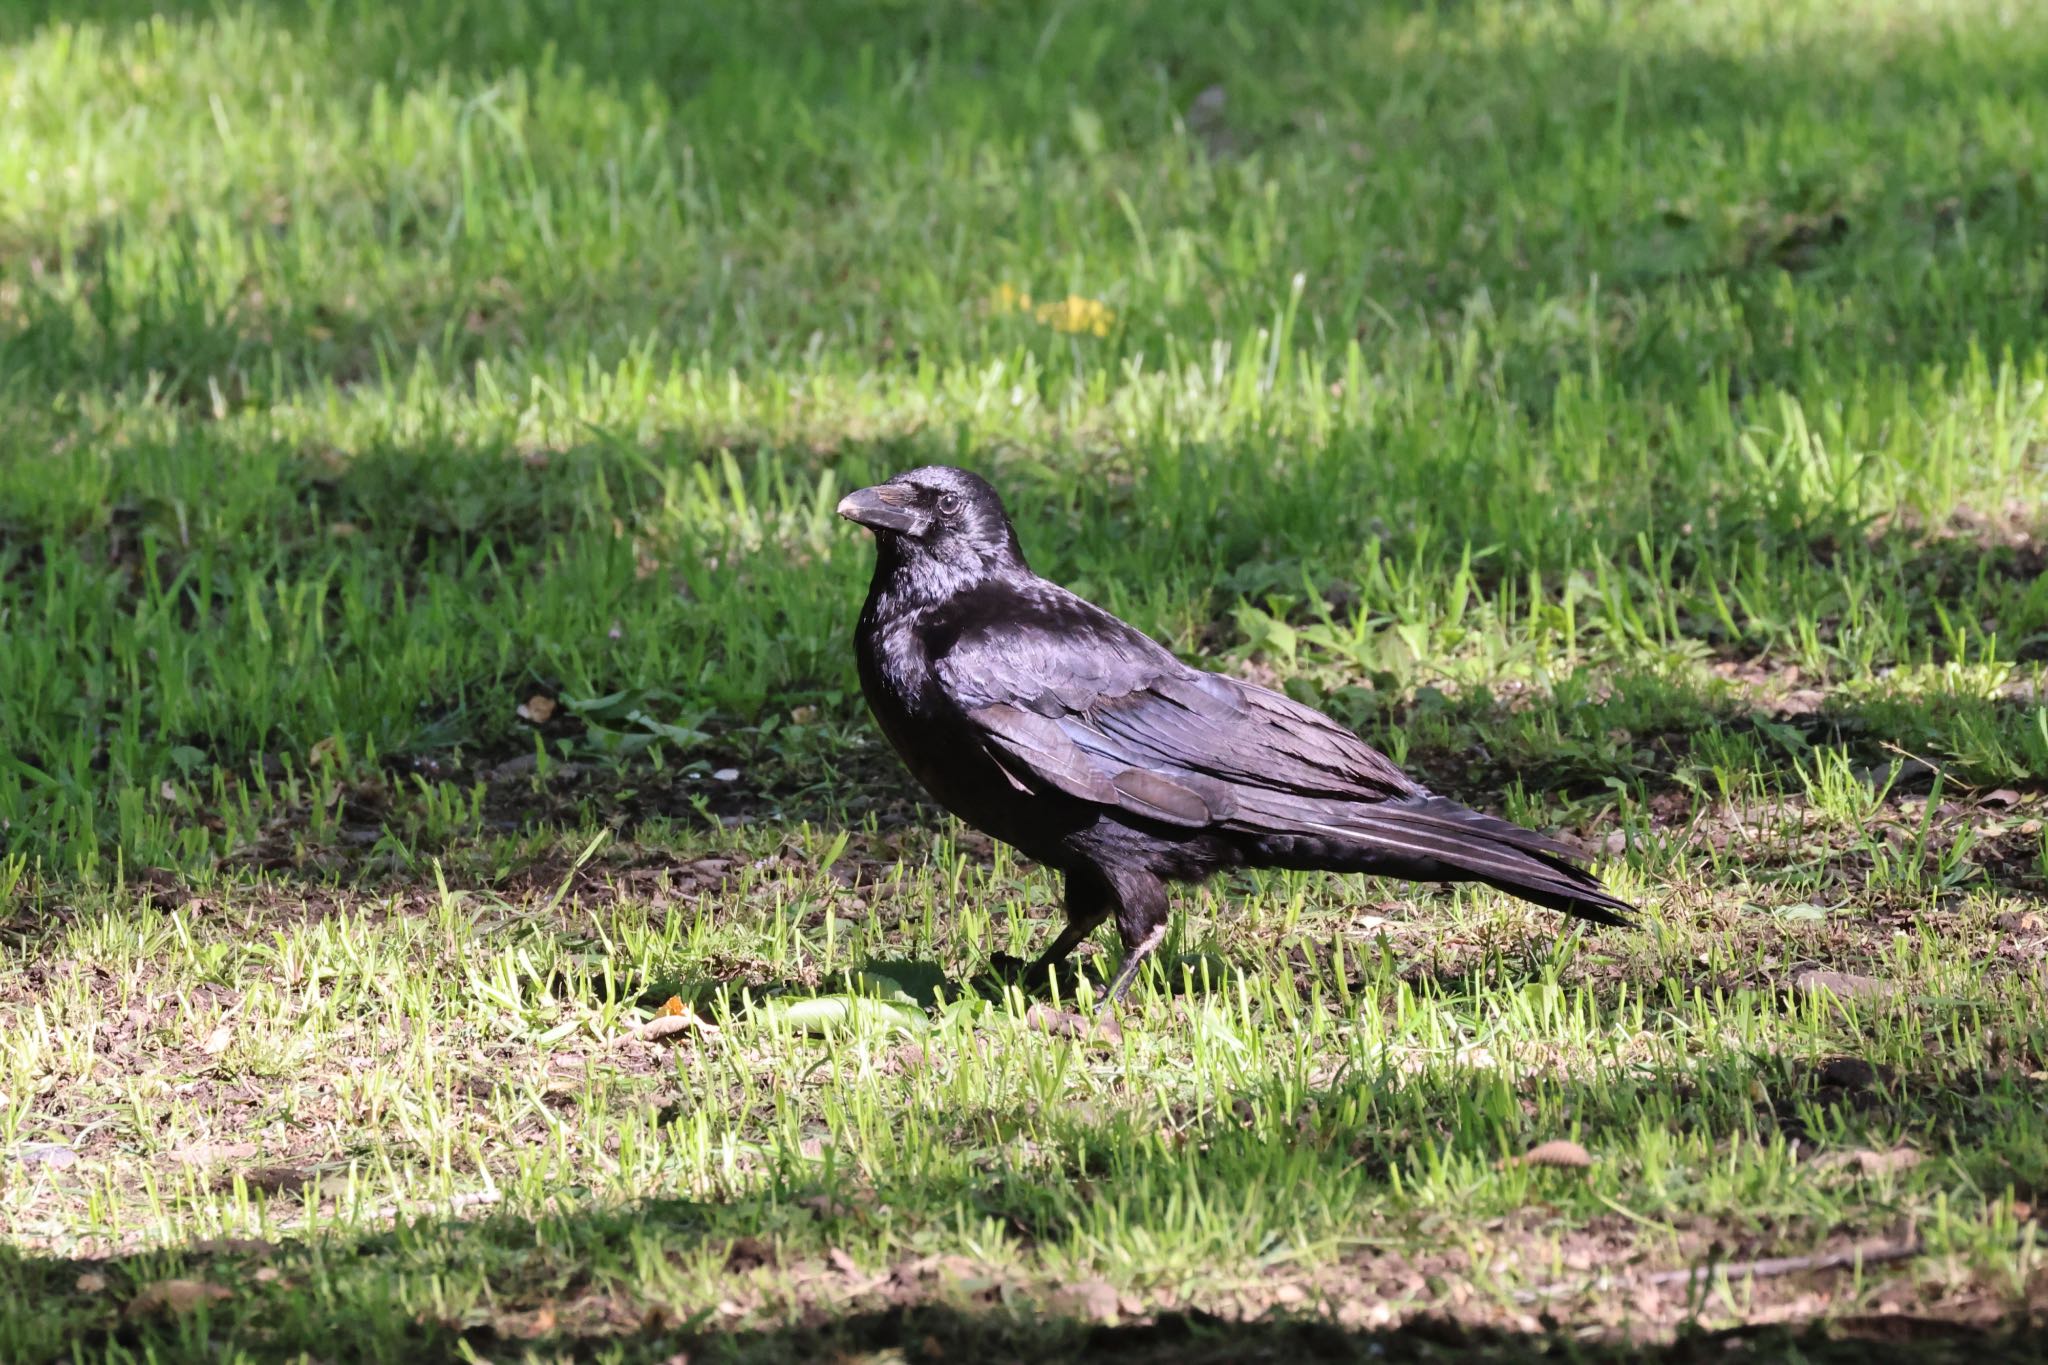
{"left": 836, "top": 484, "right": 929, "bottom": 537}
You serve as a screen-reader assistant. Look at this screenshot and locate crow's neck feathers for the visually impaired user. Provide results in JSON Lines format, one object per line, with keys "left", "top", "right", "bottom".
{"left": 868, "top": 522, "right": 1032, "bottom": 616}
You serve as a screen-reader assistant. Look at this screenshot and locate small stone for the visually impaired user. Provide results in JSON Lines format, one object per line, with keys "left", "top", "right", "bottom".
{"left": 16, "top": 1142, "right": 77, "bottom": 1169}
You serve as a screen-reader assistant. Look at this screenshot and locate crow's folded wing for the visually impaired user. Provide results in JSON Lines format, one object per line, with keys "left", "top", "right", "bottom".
{"left": 932, "top": 595, "right": 1422, "bottom": 833}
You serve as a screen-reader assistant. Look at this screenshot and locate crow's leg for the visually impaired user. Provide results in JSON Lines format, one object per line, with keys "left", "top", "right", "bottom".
{"left": 1100, "top": 870, "right": 1169, "bottom": 1008}
{"left": 1026, "top": 868, "right": 1113, "bottom": 979}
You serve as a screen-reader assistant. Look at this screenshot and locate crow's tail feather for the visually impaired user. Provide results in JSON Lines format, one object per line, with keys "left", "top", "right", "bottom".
{"left": 1312, "top": 796, "right": 1634, "bottom": 926}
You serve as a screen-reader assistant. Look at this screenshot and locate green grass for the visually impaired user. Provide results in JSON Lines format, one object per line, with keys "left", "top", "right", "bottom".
{"left": 2, "top": 0, "right": 2046, "bottom": 1359}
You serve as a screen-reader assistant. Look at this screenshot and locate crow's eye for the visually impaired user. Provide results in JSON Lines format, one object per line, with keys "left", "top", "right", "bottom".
{"left": 937, "top": 493, "right": 962, "bottom": 515}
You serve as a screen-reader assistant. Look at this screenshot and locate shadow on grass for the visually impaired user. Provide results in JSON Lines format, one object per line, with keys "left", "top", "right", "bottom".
{"left": 15, "top": 1238, "right": 2041, "bottom": 1364}
{"left": 500, "top": 1306, "right": 2046, "bottom": 1364}
{"left": 5, "top": 1046, "right": 2045, "bottom": 1362}
{"left": 214, "top": 648, "right": 2044, "bottom": 904}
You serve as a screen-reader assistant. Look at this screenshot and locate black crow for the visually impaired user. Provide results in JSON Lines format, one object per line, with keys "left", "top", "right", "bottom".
{"left": 838, "top": 466, "right": 1634, "bottom": 1005}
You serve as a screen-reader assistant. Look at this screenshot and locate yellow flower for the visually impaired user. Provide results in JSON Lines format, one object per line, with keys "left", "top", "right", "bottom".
{"left": 1034, "top": 293, "right": 1116, "bottom": 337}
{"left": 988, "top": 282, "right": 1034, "bottom": 315}
{"left": 988, "top": 284, "right": 1115, "bottom": 337}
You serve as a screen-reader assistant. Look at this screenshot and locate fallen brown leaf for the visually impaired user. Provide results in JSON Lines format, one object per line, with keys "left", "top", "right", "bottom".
{"left": 1816, "top": 1146, "right": 1923, "bottom": 1176}
{"left": 75, "top": 1271, "right": 107, "bottom": 1294}
{"left": 884, "top": 1041, "right": 934, "bottom": 1075}
{"left": 1024, "top": 1003, "right": 1123, "bottom": 1044}
{"left": 1049, "top": 1278, "right": 1122, "bottom": 1323}
{"left": 228, "top": 1165, "right": 311, "bottom": 1196}
{"left": 171, "top": 1141, "right": 260, "bottom": 1167}
{"left": 128, "top": 1279, "right": 231, "bottom": 1315}
{"left": 615, "top": 1010, "right": 717, "bottom": 1046}
{"left": 517, "top": 695, "right": 557, "bottom": 724}
{"left": 1791, "top": 969, "right": 1897, "bottom": 1003}
{"left": 1510, "top": 1139, "right": 1593, "bottom": 1170}
{"left": 189, "top": 1236, "right": 275, "bottom": 1256}
{"left": 799, "top": 1189, "right": 877, "bottom": 1220}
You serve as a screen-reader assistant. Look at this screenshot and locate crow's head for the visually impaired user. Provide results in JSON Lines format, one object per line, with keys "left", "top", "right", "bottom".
{"left": 837, "top": 466, "right": 1026, "bottom": 582}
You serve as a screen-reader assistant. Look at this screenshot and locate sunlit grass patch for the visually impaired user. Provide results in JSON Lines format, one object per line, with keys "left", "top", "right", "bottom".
{"left": 4, "top": 0, "right": 2048, "bottom": 1358}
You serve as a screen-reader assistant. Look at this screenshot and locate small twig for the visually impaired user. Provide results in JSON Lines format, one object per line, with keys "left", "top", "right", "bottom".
{"left": 1877, "top": 740, "right": 1948, "bottom": 789}
{"left": 1639, "top": 1238, "right": 1923, "bottom": 1287}
{"left": 1520, "top": 1238, "right": 1923, "bottom": 1302}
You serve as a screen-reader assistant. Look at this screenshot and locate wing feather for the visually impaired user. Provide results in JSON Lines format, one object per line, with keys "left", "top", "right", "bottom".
{"left": 937, "top": 585, "right": 1418, "bottom": 832}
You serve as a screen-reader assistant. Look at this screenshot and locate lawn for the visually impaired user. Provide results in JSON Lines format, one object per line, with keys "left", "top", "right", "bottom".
{"left": 2, "top": 0, "right": 2046, "bottom": 1359}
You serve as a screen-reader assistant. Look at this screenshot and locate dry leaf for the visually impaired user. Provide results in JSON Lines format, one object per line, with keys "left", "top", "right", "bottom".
{"left": 517, "top": 695, "right": 557, "bottom": 724}
{"left": 1049, "top": 1278, "right": 1122, "bottom": 1322}
{"left": 307, "top": 736, "right": 339, "bottom": 766}
{"left": 1024, "top": 1004, "right": 1123, "bottom": 1044}
{"left": 798, "top": 1189, "right": 876, "bottom": 1220}
{"left": 17, "top": 1142, "right": 77, "bottom": 1169}
{"left": 189, "top": 1236, "right": 274, "bottom": 1256}
{"left": 620, "top": 1015, "right": 695, "bottom": 1043}
{"left": 884, "top": 1042, "right": 934, "bottom": 1075}
{"left": 826, "top": 1247, "right": 859, "bottom": 1276}
{"left": 128, "top": 1279, "right": 231, "bottom": 1315}
{"left": 615, "top": 1006, "right": 718, "bottom": 1046}
{"left": 1791, "top": 968, "right": 1897, "bottom": 1003}
{"left": 202, "top": 1022, "right": 232, "bottom": 1055}
{"left": 1513, "top": 1139, "right": 1593, "bottom": 1170}
{"left": 170, "top": 1141, "right": 260, "bottom": 1166}
{"left": 1983, "top": 788, "right": 2022, "bottom": 809}
{"left": 232, "top": 1165, "right": 311, "bottom": 1196}
{"left": 1816, "top": 1146, "right": 1923, "bottom": 1176}
{"left": 75, "top": 1271, "right": 107, "bottom": 1294}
